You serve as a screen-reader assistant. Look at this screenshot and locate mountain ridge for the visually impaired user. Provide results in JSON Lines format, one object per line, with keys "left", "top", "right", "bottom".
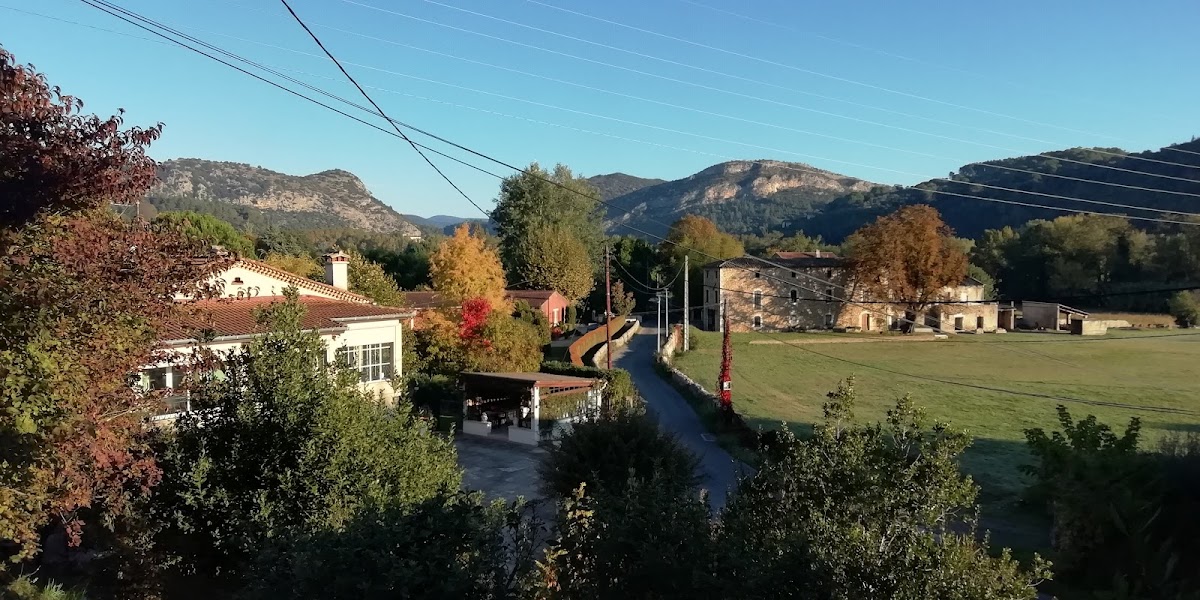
{"left": 151, "top": 158, "right": 420, "bottom": 236}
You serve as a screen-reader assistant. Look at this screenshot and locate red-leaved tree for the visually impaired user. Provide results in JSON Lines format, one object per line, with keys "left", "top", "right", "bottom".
{"left": 0, "top": 45, "right": 227, "bottom": 566}
{"left": 718, "top": 307, "right": 732, "bottom": 417}
{"left": 459, "top": 297, "right": 493, "bottom": 349}
{"left": 1, "top": 47, "right": 162, "bottom": 229}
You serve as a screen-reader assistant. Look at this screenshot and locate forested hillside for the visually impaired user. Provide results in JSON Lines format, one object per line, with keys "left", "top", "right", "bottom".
{"left": 799, "top": 139, "right": 1200, "bottom": 241}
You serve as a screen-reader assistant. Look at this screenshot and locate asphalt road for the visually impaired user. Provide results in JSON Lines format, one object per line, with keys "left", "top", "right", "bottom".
{"left": 613, "top": 328, "right": 744, "bottom": 510}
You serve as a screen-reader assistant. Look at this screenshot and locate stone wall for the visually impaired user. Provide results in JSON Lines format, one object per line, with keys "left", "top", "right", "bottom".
{"left": 588, "top": 319, "right": 641, "bottom": 368}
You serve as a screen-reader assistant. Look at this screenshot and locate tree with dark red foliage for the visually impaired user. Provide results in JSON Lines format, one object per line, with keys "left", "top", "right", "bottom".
{"left": 0, "top": 45, "right": 226, "bottom": 569}
{"left": 459, "top": 297, "right": 493, "bottom": 349}
{"left": 0, "top": 47, "right": 162, "bottom": 229}
{"left": 718, "top": 305, "right": 733, "bottom": 420}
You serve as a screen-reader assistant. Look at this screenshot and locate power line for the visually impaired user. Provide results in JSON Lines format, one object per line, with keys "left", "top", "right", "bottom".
{"left": 273, "top": 0, "right": 492, "bottom": 219}
{"left": 320, "top": 1, "right": 1200, "bottom": 190}
{"left": 77, "top": 9, "right": 1196, "bottom": 410}
{"left": 67, "top": 2, "right": 1200, "bottom": 223}
{"left": 71, "top": 2, "right": 1200, "bottom": 335}
{"left": 520, "top": 0, "right": 1195, "bottom": 155}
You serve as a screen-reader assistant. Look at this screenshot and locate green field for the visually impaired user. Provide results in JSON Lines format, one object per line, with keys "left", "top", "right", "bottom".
{"left": 674, "top": 329, "right": 1200, "bottom": 513}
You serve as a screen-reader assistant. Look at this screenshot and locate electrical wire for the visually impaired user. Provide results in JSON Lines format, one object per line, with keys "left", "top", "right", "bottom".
{"left": 72, "top": 1, "right": 1200, "bottom": 340}
{"left": 342, "top": 0, "right": 1200, "bottom": 182}
{"left": 275, "top": 0, "right": 492, "bottom": 219}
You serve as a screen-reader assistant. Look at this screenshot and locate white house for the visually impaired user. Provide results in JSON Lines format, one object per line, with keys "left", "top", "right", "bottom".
{"left": 143, "top": 251, "right": 413, "bottom": 418}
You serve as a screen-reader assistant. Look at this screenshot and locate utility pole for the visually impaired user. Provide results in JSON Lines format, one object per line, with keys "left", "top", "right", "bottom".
{"left": 604, "top": 244, "right": 613, "bottom": 370}
{"left": 655, "top": 292, "right": 662, "bottom": 353}
{"left": 683, "top": 255, "right": 690, "bottom": 352}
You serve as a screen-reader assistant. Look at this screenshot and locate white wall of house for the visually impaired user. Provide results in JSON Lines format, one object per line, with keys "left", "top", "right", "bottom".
{"left": 178, "top": 264, "right": 344, "bottom": 301}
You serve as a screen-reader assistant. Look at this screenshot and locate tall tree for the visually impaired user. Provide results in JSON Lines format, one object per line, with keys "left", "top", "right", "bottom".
{"left": 610, "top": 280, "right": 635, "bottom": 317}
{"left": 492, "top": 163, "right": 604, "bottom": 283}
{"left": 0, "top": 47, "right": 161, "bottom": 229}
{"left": 429, "top": 224, "right": 508, "bottom": 310}
{"left": 151, "top": 294, "right": 461, "bottom": 594}
{"left": 846, "top": 205, "right": 969, "bottom": 323}
{"left": 346, "top": 249, "right": 406, "bottom": 307}
{"left": 660, "top": 215, "right": 744, "bottom": 310}
{"left": 262, "top": 252, "right": 324, "bottom": 280}
{"left": 1, "top": 47, "right": 225, "bottom": 565}
{"left": 515, "top": 225, "right": 595, "bottom": 304}
{"left": 153, "top": 210, "right": 255, "bottom": 257}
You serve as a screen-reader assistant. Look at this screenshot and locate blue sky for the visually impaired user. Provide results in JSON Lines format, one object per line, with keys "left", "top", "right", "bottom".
{"left": 3, "top": 0, "right": 1198, "bottom": 218}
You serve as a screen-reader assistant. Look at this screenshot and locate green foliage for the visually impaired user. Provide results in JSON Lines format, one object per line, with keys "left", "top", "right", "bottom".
{"left": 346, "top": 249, "right": 406, "bottom": 306}
{"left": 243, "top": 494, "right": 539, "bottom": 600}
{"left": 540, "top": 362, "right": 637, "bottom": 412}
{"left": 150, "top": 196, "right": 271, "bottom": 233}
{"left": 1168, "top": 291, "right": 1200, "bottom": 327}
{"left": 660, "top": 215, "right": 744, "bottom": 313}
{"left": 493, "top": 163, "right": 605, "bottom": 283}
{"left": 472, "top": 312, "right": 546, "bottom": 373}
{"left": 153, "top": 211, "right": 255, "bottom": 256}
{"left": 533, "top": 479, "right": 715, "bottom": 600}
{"left": 1023, "top": 408, "right": 1200, "bottom": 598}
{"left": 252, "top": 226, "right": 312, "bottom": 258}
{"left": 150, "top": 293, "right": 461, "bottom": 592}
{"left": 609, "top": 280, "right": 635, "bottom": 317}
{"left": 514, "top": 300, "right": 552, "bottom": 344}
{"left": 971, "top": 214, "right": 1181, "bottom": 309}
{"left": 2, "top": 576, "right": 86, "bottom": 600}
{"left": 511, "top": 225, "right": 595, "bottom": 304}
{"left": 261, "top": 251, "right": 323, "bottom": 279}
{"left": 565, "top": 305, "right": 578, "bottom": 330}
{"left": 717, "top": 379, "right": 1049, "bottom": 599}
{"left": 540, "top": 411, "right": 699, "bottom": 499}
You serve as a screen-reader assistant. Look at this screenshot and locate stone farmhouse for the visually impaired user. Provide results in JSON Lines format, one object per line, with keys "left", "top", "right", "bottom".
{"left": 701, "top": 251, "right": 998, "bottom": 333}
{"left": 141, "top": 251, "right": 413, "bottom": 418}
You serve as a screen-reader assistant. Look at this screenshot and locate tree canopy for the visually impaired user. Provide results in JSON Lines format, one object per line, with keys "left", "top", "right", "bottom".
{"left": 346, "top": 249, "right": 406, "bottom": 307}
{"left": 430, "top": 224, "right": 509, "bottom": 310}
{"left": 153, "top": 210, "right": 255, "bottom": 257}
{"left": 513, "top": 225, "right": 595, "bottom": 304}
{"left": 846, "top": 204, "right": 969, "bottom": 319}
{"left": 492, "top": 163, "right": 604, "bottom": 284}
{"left": 151, "top": 293, "right": 461, "bottom": 593}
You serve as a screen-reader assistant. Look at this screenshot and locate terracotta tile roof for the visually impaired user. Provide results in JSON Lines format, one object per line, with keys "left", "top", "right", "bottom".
{"left": 403, "top": 291, "right": 443, "bottom": 310}
{"left": 773, "top": 251, "right": 840, "bottom": 260}
{"left": 505, "top": 289, "right": 558, "bottom": 304}
{"left": 234, "top": 259, "right": 371, "bottom": 303}
{"left": 704, "top": 255, "right": 845, "bottom": 270}
{"left": 164, "top": 296, "right": 410, "bottom": 342}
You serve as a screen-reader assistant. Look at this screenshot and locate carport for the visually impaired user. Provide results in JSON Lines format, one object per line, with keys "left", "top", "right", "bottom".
{"left": 460, "top": 372, "right": 602, "bottom": 445}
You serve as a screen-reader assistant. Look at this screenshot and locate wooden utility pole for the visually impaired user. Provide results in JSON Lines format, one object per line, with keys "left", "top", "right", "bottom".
{"left": 605, "top": 244, "right": 613, "bottom": 370}
{"left": 683, "top": 255, "right": 690, "bottom": 352}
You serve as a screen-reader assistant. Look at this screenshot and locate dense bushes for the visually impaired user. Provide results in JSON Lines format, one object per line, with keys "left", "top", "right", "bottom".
{"left": 539, "top": 411, "right": 699, "bottom": 500}
{"left": 1023, "top": 407, "right": 1200, "bottom": 598}
{"left": 540, "top": 361, "right": 637, "bottom": 412}
{"left": 244, "top": 494, "right": 539, "bottom": 600}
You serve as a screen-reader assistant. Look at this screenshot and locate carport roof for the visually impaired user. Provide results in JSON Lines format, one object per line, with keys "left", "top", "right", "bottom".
{"left": 462, "top": 372, "right": 599, "bottom": 389}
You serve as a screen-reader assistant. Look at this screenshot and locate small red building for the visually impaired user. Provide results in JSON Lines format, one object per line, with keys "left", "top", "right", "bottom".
{"left": 402, "top": 289, "right": 570, "bottom": 328}
{"left": 506, "top": 289, "right": 570, "bottom": 325}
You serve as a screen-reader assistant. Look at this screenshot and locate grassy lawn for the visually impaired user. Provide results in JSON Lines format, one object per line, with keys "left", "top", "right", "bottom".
{"left": 673, "top": 328, "right": 1200, "bottom": 543}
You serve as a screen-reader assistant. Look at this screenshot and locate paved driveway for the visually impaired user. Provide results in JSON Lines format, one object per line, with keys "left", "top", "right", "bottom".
{"left": 455, "top": 434, "right": 547, "bottom": 503}
{"left": 614, "top": 329, "right": 744, "bottom": 510}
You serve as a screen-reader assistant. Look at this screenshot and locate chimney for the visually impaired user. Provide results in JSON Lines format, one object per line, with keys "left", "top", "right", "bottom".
{"left": 814, "top": 249, "right": 821, "bottom": 258}
{"left": 323, "top": 250, "right": 350, "bottom": 290}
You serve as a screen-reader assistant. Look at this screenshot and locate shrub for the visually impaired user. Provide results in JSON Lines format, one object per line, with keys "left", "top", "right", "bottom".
{"left": 1023, "top": 407, "right": 1200, "bottom": 597}
{"left": 540, "top": 411, "right": 699, "bottom": 499}
{"left": 1168, "top": 291, "right": 1200, "bottom": 327}
{"left": 243, "top": 493, "right": 538, "bottom": 600}
{"left": 2, "top": 576, "right": 86, "bottom": 600}
{"left": 513, "top": 299, "right": 551, "bottom": 344}
{"left": 540, "top": 361, "right": 638, "bottom": 412}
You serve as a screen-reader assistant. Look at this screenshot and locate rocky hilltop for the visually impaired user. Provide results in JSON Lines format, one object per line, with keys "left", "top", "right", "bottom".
{"left": 151, "top": 159, "right": 420, "bottom": 236}
{"left": 601, "top": 160, "right": 877, "bottom": 238}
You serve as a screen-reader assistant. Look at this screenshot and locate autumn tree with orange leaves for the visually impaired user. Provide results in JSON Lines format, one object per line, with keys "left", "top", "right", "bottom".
{"left": 0, "top": 46, "right": 227, "bottom": 568}
{"left": 845, "top": 205, "right": 968, "bottom": 329}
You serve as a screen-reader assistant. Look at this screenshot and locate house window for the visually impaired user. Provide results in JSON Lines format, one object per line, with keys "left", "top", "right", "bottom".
{"left": 231, "top": 277, "right": 244, "bottom": 285}
{"left": 338, "top": 343, "right": 394, "bottom": 382}
{"left": 790, "top": 289, "right": 798, "bottom": 304}
{"left": 824, "top": 287, "right": 834, "bottom": 302}
{"left": 552, "top": 308, "right": 560, "bottom": 324}
{"left": 704, "top": 289, "right": 710, "bottom": 303}
{"left": 790, "top": 271, "right": 797, "bottom": 278}
{"left": 752, "top": 315, "right": 762, "bottom": 329}
{"left": 826, "top": 269, "right": 833, "bottom": 278}
{"left": 754, "top": 271, "right": 761, "bottom": 279}
{"left": 753, "top": 290, "right": 763, "bottom": 309}
{"left": 824, "top": 313, "right": 834, "bottom": 327}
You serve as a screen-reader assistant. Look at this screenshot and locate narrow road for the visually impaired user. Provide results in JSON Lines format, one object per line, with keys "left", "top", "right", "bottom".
{"left": 613, "top": 328, "right": 743, "bottom": 510}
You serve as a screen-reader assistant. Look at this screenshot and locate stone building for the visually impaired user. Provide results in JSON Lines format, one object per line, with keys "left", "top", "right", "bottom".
{"left": 701, "top": 252, "right": 998, "bottom": 333}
